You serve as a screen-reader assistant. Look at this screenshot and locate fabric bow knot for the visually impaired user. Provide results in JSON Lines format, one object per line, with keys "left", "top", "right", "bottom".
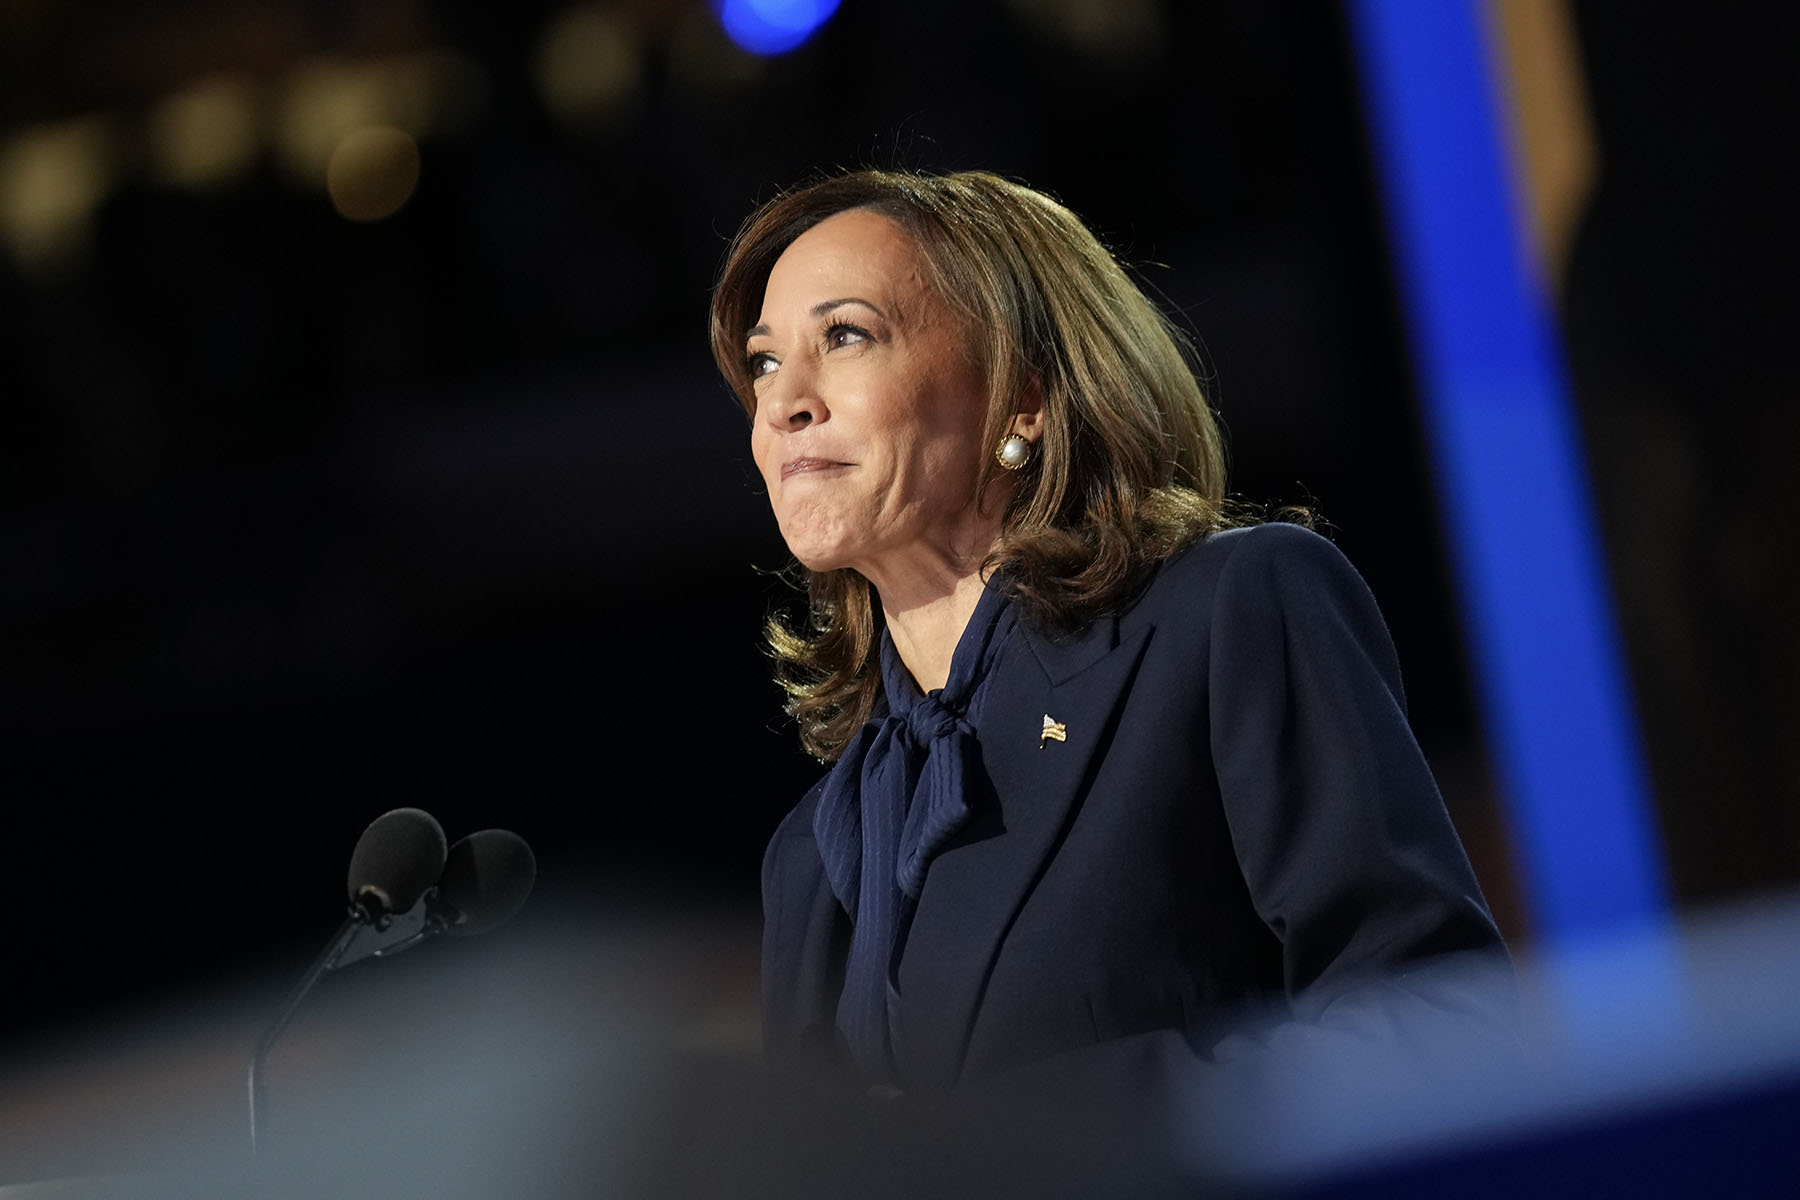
{"left": 810, "top": 583, "right": 1016, "bottom": 1084}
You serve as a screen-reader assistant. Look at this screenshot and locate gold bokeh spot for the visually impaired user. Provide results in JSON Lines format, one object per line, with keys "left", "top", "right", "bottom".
{"left": 326, "top": 125, "right": 421, "bottom": 222}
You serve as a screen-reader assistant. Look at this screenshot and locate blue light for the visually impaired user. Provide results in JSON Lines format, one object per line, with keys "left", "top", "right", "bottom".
{"left": 1345, "top": 1, "right": 1669, "bottom": 943}
{"left": 717, "top": 0, "right": 841, "bottom": 56}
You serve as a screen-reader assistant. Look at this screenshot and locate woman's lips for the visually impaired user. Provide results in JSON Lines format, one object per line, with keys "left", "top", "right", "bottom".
{"left": 781, "top": 457, "right": 852, "bottom": 481}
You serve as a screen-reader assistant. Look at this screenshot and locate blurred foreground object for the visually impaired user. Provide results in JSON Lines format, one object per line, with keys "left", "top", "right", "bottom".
{"left": 0, "top": 889, "right": 1795, "bottom": 1197}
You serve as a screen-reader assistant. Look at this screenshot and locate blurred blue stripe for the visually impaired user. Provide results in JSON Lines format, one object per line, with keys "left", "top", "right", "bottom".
{"left": 1345, "top": 0, "right": 1668, "bottom": 939}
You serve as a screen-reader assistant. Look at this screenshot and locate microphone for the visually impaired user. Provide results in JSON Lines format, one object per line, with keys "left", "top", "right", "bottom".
{"left": 346, "top": 806, "right": 449, "bottom": 924}
{"left": 365, "top": 829, "right": 537, "bottom": 959}
{"left": 249, "top": 807, "right": 449, "bottom": 1154}
{"left": 431, "top": 828, "right": 537, "bottom": 937}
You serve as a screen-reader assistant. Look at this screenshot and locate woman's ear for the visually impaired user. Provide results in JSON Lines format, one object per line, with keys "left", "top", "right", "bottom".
{"left": 1011, "top": 374, "right": 1047, "bottom": 442}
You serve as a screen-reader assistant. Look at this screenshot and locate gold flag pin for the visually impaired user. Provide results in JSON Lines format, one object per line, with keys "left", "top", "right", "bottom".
{"left": 1040, "top": 714, "right": 1067, "bottom": 748}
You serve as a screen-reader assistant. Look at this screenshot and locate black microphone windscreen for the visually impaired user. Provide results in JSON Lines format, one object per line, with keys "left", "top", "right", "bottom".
{"left": 437, "top": 829, "right": 536, "bottom": 936}
{"left": 346, "top": 807, "right": 448, "bottom": 918}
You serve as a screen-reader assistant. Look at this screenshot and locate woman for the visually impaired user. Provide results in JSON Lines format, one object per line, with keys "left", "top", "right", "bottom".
{"left": 710, "top": 169, "right": 1506, "bottom": 1098}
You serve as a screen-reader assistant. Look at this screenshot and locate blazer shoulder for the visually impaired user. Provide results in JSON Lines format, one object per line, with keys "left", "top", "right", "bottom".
{"left": 1200, "top": 520, "right": 1408, "bottom": 711}
{"left": 1188, "top": 520, "right": 1352, "bottom": 577}
{"left": 1130, "top": 521, "right": 1360, "bottom": 618}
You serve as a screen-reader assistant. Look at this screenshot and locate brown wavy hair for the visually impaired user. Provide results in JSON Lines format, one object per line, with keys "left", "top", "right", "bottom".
{"left": 711, "top": 169, "right": 1231, "bottom": 760}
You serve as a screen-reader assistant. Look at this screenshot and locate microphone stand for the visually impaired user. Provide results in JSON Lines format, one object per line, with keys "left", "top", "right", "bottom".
{"left": 246, "top": 910, "right": 369, "bottom": 1156}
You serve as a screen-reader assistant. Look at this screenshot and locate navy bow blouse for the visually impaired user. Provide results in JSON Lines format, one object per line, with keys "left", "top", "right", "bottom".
{"left": 812, "top": 580, "right": 1019, "bottom": 1084}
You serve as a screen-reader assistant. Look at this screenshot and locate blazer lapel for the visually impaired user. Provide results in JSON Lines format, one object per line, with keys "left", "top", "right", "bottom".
{"left": 896, "top": 611, "right": 1155, "bottom": 1089}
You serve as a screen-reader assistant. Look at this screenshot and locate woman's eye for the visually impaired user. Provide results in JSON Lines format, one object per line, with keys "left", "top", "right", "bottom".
{"left": 825, "top": 323, "right": 868, "bottom": 349}
{"left": 746, "top": 351, "right": 777, "bottom": 379}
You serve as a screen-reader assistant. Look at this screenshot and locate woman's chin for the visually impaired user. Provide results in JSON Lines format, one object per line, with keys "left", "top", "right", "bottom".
{"left": 781, "top": 539, "right": 851, "bottom": 575}
{"left": 796, "top": 555, "right": 862, "bottom": 578}
{"left": 777, "top": 521, "right": 861, "bottom": 575}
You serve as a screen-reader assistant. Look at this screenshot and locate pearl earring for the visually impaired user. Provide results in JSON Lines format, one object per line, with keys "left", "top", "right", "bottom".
{"left": 995, "top": 433, "right": 1032, "bottom": 470}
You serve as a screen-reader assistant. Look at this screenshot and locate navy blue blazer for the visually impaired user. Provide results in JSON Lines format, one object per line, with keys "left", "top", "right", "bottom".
{"left": 761, "top": 522, "right": 1504, "bottom": 1094}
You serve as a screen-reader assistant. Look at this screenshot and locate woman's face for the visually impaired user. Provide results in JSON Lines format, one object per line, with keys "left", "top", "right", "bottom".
{"left": 746, "top": 208, "right": 997, "bottom": 584}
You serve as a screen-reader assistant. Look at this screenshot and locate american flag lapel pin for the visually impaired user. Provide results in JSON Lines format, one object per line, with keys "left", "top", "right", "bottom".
{"left": 1040, "top": 714, "right": 1067, "bottom": 748}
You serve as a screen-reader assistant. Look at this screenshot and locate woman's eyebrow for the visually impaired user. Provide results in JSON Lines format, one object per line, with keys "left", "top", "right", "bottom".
{"left": 746, "top": 297, "right": 889, "bottom": 342}
{"left": 811, "top": 296, "right": 885, "bottom": 318}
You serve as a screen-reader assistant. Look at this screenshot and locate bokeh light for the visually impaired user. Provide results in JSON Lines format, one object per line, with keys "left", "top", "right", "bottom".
{"left": 326, "top": 125, "right": 421, "bottom": 222}
{"left": 275, "top": 53, "right": 473, "bottom": 189}
{"left": 0, "top": 117, "right": 114, "bottom": 273}
{"left": 147, "top": 75, "right": 260, "bottom": 192}
{"left": 716, "top": 0, "right": 841, "bottom": 57}
{"left": 534, "top": 4, "right": 644, "bottom": 126}
{"left": 279, "top": 58, "right": 392, "bottom": 185}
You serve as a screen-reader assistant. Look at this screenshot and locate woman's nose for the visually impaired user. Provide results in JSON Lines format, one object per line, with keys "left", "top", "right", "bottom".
{"left": 761, "top": 364, "right": 822, "bottom": 430}
{"left": 775, "top": 401, "right": 814, "bottom": 429}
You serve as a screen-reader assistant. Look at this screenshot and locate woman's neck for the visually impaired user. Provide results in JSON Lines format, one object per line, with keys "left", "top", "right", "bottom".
{"left": 856, "top": 489, "right": 1013, "bottom": 694}
{"left": 879, "top": 569, "right": 990, "bottom": 694}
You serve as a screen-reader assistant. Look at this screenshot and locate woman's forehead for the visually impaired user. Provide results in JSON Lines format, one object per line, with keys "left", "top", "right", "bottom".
{"left": 760, "top": 209, "right": 929, "bottom": 313}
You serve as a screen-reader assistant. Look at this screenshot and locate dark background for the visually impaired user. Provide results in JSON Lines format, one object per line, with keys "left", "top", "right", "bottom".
{"left": 3, "top": 0, "right": 1796, "bottom": 1042}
